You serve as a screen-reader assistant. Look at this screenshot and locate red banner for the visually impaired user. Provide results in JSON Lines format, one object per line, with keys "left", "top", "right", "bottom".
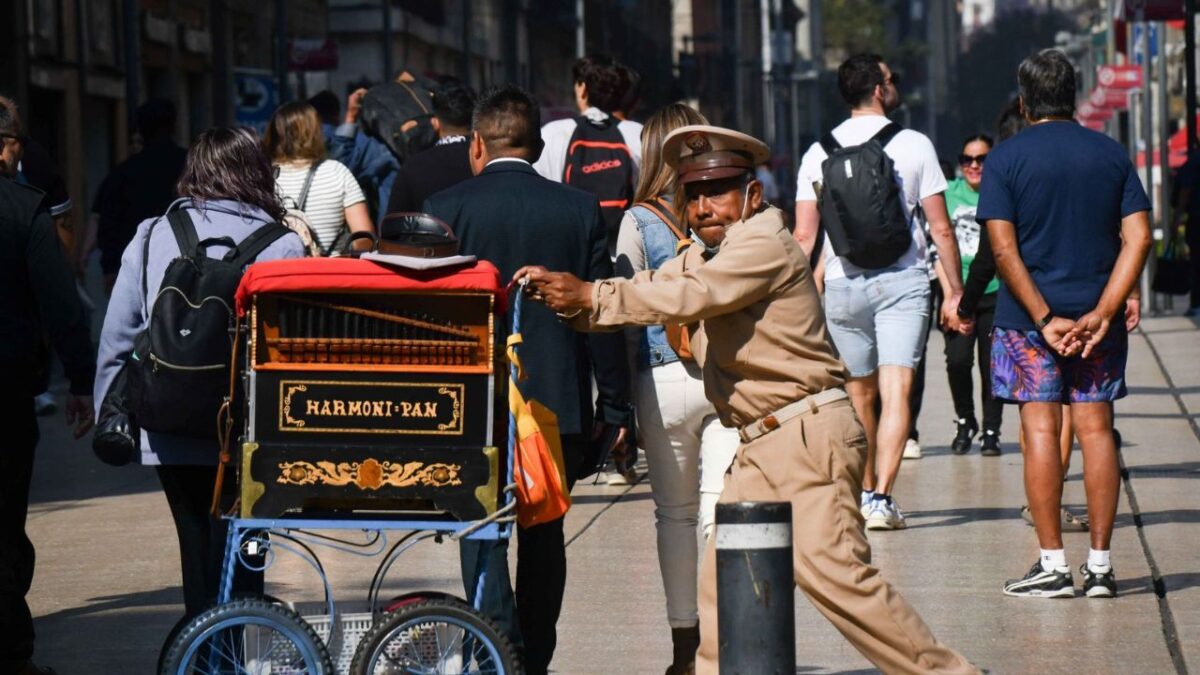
{"left": 1097, "top": 64, "right": 1143, "bottom": 89}
{"left": 1077, "top": 102, "right": 1113, "bottom": 122}
{"left": 1117, "top": 0, "right": 1184, "bottom": 20}
{"left": 1089, "top": 86, "right": 1131, "bottom": 110}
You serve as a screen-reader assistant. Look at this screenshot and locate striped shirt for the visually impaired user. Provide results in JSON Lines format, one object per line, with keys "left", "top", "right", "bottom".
{"left": 274, "top": 160, "right": 366, "bottom": 250}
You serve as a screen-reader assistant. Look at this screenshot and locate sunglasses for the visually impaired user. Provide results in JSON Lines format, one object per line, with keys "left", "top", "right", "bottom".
{"left": 959, "top": 153, "right": 987, "bottom": 166}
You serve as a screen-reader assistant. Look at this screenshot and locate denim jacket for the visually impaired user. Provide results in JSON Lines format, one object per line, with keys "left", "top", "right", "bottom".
{"left": 627, "top": 202, "right": 685, "bottom": 370}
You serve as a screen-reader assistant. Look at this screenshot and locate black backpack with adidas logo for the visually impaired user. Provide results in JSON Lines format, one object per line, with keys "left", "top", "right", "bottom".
{"left": 562, "top": 115, "right": 636, "bottom": 252}
{"left": 817, "top": 122, "right": 913, "bottom": 269}
{"left": 128, "top": 208, "right": 287, "bottom": 438}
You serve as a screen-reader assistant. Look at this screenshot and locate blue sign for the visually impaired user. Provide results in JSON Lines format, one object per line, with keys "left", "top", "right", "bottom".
{"left": 234, "top": 70, "right": 278, "bottom": 133}
{"left": 1132, "top": 24, "right": 1159, "bottom": 64}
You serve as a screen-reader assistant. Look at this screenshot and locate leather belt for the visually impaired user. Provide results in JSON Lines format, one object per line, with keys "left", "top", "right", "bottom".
{"left": 738, "top": 388, "right": 849, "bottom": 443}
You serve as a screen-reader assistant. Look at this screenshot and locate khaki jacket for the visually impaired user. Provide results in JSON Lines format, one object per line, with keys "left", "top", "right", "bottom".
{"left": 585, "top": 206, "right": 845, "bottom": 428}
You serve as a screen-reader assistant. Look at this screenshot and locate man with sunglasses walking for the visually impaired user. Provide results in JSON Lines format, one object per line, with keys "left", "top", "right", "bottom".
{"left": 794, "top": 54, "right": 965, "bottom": 531}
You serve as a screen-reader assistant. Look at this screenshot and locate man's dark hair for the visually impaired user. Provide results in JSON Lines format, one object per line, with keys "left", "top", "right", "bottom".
{"left": 136, "top": 98, "right": 176, "bottom": 138}
{"left": 0, "top": 96, "right": 21, "bottom": 138}
{"left": 572, "top": 55, "right": 623, "bottom": 113}
{"left": 308, "top": 90, "right": 341, "bottom": 125}
{"left": 995, "top": 97, "right": 1027, "bottom": 140}
{"left": 615, "top": 62, "right": 642, "bottom": 117}
{"left": 471, "top": 85, "right": 542, "bottom": 159}
{"left": 432, "top": 79, "right": 477, "bottom": 130}
{"left": 1018, "top": 49, "right": 1075, "bottom": 120}
{"left": 837, "top": 53, "right": 886, "bottom": 108}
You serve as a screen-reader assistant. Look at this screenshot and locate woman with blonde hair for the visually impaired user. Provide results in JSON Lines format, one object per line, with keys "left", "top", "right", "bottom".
{"left": 613, "top": 103, "right": 739, "bottom": 675}
{"left": 264, "top": 101, "right": 374, "bottom": 254}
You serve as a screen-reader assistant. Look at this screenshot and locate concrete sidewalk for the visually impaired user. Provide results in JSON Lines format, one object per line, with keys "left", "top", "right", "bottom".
{"left": 24, "top": 312, "right": 1199, "bottom": 674}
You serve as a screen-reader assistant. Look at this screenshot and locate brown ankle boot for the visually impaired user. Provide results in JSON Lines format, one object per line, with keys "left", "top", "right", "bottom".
{"left": 665, "top": 624, "right": 700, "bottom": 675}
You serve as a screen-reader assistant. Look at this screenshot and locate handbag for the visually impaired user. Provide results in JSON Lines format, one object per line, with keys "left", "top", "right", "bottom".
{"left": 93, "top": 362, "right": 140, "bottom": 466}
{"left": 635, "top": 197, "right": 696, "bottom": 361}
{"left": 1153, "top": 226, "right": 1191, "bottom": 296}
{"left": 506, "top": 307, "right": 571, "bottom": 529}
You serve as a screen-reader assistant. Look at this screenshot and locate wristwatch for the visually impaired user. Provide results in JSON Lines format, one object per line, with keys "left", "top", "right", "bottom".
{"left": 1034, "top": 311, "right": 1053, "bottom": 330}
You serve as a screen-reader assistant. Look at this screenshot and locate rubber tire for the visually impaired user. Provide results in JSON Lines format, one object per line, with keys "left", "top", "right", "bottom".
{"left": 349, "top": 598, "right": 521, "bottom": 675}
{"left": 157, "top": 593, "right": 289, "bottom": 673}
{"left": 161, "top": 598, "right": 334, "bottom": 674}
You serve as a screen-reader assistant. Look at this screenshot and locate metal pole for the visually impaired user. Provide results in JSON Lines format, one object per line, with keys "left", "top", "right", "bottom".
{"left": 1187, "top": 0, "right": 1198, "bottom": 152}
{"left": 211, "top": 0, "right": 232, "bottom": 126}
{"left": 382, "top": 0, "right": 393, "bottom": 82}
{"left": 460, "top": 0, "right": 470, "bottom": 87}
{"left": 122, "top": 0, "right": 141, "bottom": 135}
{"left": 716, "top": 502, "right": 795, "bottom": 674}
{"left": 1158, "top": 22, "right": 1171, "bottom": 233}
{"left": 762, "top": 0, "right": 774, "bottom": 144}
{"left": 275, "top": 0, "right": 288, "bottom": 104}
{"left": 576, "top": 0, "right": 585, "bottom": 59}
{"left": 1140, "top": 15, "right": 1158, "bottom": 313}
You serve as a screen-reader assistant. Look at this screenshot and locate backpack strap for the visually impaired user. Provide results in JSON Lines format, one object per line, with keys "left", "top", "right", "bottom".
{"left": 167, "top": 209, "right": 202, "bottom": 257}
{"left": 226, "top": 223, "right": 290, "bottom": 267}
{"left": 870, "top": 122, "right": 904, "bottom": 148}
{"left": 635, "top": 197, "right": 687, "bottom": 242}
{"left": 297, "top": 160, "right": 325, "bottom": 212}
{"left": 819, "top": 132, "right": 841, "bottom": 155}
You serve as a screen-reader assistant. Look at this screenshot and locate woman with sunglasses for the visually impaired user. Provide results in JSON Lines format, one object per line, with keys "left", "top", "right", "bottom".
{"left": 943, "top": 133, "right": 1004, "bottom": 456}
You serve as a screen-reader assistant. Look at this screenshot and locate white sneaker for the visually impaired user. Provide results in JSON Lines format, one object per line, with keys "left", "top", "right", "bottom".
{"left": 860, "top": 491, "right": 875, "bottom": 519}
{"left": 865, "top": 498, "right": 908, "bottom": 530}
{"left": 902, "top": 438, "right": 923, "bottom": 459}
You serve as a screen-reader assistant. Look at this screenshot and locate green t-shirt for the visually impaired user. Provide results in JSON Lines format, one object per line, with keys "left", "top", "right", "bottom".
{"left": 945, "top": 177, "right": 999, "bottom": 295}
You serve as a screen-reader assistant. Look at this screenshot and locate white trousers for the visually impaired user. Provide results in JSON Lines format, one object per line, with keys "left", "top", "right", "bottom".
{"left": 636, "top": 359, "right": 739, "bottom": 628}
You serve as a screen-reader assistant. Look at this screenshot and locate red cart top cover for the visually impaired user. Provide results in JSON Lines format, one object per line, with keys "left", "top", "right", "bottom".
{"left": 235, "top": 257, "right": 507, "bottom": 316}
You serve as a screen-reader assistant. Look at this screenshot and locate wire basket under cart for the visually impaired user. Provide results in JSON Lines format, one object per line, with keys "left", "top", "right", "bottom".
{"left": 161, "top": 257, "right": 521, "bottom": 675}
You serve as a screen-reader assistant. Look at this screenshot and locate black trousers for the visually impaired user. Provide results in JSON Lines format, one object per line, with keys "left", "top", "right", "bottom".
{"left": 943, "top": 293, "right": 1003, "bottom": 432}
{"left": 156, "top": 464, "right": 262, "bottom": 619}
{"left": 0, "top": 398, "right": 37, "bottom": 669}
{"left": 1189, "top": 227, "right": 1200, "bottom": 310}
{"left": 908, "top": 279, "right": 942, "bottom": 441}
{"left": 461, "top": 434, "right": 588, "bottom": 675}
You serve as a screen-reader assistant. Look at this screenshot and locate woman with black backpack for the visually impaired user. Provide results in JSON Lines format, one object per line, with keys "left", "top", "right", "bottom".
{"left": 94, "top": 127, "right": 306, "bottom": 622}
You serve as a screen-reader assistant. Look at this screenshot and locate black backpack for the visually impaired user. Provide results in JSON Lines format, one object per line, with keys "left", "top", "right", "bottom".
{"left": 562, "top": 115, "right": 636, "bottom": 251}
{"left": 817, "top": 122, "right": 913, "bottom": 269}
{"left": 128, "top": 209, "right": 287, "bottom": 438}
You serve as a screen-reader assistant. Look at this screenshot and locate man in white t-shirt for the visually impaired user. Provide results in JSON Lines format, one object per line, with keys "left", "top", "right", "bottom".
{"left": 794, "top": 54, "right": 964, "bottom": 531}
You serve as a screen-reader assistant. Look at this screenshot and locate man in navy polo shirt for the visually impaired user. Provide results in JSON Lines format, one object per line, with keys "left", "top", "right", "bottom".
{"left": 977, "top": 49, "right": 1151, "bottom": 599}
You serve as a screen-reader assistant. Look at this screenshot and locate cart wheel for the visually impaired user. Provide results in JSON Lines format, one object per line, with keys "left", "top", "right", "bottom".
{"left": 350, "top": 598, "right": 520, "bottom": 675}
{"left": 161, "top": 598, "right": 334, "bottom": 675}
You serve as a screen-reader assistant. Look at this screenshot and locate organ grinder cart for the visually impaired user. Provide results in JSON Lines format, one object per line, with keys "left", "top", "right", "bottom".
{"left": 162, "top": 252, "right": 522, "bottom": 675}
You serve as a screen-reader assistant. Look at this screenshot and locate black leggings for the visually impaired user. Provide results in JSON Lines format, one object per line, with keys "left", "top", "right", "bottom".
{"left": 943, "top": 294, "right": 1003, "bottom": 432}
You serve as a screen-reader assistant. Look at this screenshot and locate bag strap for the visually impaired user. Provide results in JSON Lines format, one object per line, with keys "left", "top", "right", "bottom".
{"left": 167, "top": 209, "right": 202, "bottom": 257}
{"left": 635, "top": 197, "right": 687, "bottom": 242}
{"left": 871, "top": 122, "right": 904, "bottom": 148}
{"left": 297, "top": 160, "right": 324, "bottom": 212}
{"left": 810, "top": 221, "right": 826, "bottom": 271}
{"left": 226, "top": 223, "right": 290, "bottom": 267}
{"left": 819, "top": 132, "right": 841, "bottom": 155}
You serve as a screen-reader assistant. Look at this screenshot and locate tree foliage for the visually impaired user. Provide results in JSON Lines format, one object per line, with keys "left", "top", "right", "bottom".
{"left": 822, "top": 0, "right": 892, "bottom": 65}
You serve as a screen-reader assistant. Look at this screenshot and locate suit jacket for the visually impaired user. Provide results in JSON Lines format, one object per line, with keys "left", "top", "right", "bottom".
{"left": 424, "top": 160, "right": 632, "bottom": 441}
{"left": 386, "top": 140, "right": 473, "bottom": 226}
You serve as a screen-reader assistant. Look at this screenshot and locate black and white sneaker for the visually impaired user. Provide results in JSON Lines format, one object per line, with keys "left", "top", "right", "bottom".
{"left": 1080, "top": 563, "right": 1117, "bottom": 598}
{"left": 951, "top": 418, "right": 978, "bottom": 455}
{"left": 1003, "top": 560, "right": 1075, "bottom": 598}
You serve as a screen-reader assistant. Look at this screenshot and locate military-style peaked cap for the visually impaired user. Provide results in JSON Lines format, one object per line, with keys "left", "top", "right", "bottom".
{"left": 662, "top": 125, "right": 770, "bottom": 185}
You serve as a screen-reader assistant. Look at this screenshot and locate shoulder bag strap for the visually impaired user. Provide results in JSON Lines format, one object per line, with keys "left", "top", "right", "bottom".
{"left": 297, "top": 160, "right": 325, "bottom": 212}
{"left": 167, "top": 209, "right": 202, "bottom": 257}
{"left": 819, "top": 132, "right": 841, "bottom": 155}
{"left": 635, "top": 198, "right": 687, "bottom": 242}
{"left": 228, "top": 223, "right": 290, "bottom": 267}
{"left": 871, "top": 122, "right": 904, "bottom": 148}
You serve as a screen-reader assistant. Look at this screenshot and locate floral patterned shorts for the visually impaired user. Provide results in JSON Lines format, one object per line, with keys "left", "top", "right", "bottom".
{"left": 990, "top": 326, "right": 1128, "bottom": 403}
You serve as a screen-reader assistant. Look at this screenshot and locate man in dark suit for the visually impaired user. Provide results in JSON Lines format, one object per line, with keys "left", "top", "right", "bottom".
{"left": 424, "top": 85, "right": 633, "bottom": 675}
{"left": 385, "top": 79, "right": 476, "bottom": 224}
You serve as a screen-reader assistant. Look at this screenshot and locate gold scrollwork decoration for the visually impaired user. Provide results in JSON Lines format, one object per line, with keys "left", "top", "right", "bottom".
{"left": 277, "top": 459, "right": 463, "bottom": 491}
{"left": 436, "top": 386, "right": 462, "bottom": 431}
{"left": 282, "top": 384, "right": 308, "bottom": 427}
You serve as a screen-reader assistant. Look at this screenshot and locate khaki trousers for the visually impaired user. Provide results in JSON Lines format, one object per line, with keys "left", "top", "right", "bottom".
{"left": 695, "top": 400, "right": 978, "bottom": 675}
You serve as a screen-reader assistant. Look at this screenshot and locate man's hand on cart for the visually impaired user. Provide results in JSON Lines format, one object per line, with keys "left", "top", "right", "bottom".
{"left": 514, "top": 266, "right": 594, "bottom": 317}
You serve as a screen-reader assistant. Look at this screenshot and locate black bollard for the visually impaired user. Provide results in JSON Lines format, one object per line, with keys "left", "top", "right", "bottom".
{"left": 716, "top": 501, "right": 795, "bottom": 674}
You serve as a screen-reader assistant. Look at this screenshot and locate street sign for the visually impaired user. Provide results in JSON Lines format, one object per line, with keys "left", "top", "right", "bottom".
{"left": 1097, "top": 64, "right": 1143, "bottom": 89}
{"left": 1118, "top": 0, "right": 1184, "bottom": 20}
{"left": 234, "top": 69, "right": 278, "bottom": 134}
{"left": 1131, "top": 23, "right": 1160, "bottom": 64}
{"left": 1089, "top": 86, "right": 1131, "bottom": 109}
{"left": 289, "top": 38, "right": 339, "bottom": 72}
{"left": 1077, "top": 102, "right": 1114, "bottom": 121}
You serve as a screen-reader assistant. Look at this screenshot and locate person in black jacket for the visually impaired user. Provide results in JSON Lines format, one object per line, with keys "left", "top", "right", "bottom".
{"left": 384, "top": 79, "right": 476, "bottom": 224}
{"left": 424, "top": 85, "right": 633, "bottom": 675}
{"left": 0, "top": 175, "right": 95, "bottom": 675}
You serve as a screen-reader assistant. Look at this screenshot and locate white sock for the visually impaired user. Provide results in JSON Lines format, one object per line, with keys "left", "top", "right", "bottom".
{"left": 1040, "top": 548, "right": 1067, "bottom": 572}
{"left": 861, "top": 489, "right": 875, "bottom": 503}
{"left": 1088, "top": 549, "right": 1111, "bottom": 571}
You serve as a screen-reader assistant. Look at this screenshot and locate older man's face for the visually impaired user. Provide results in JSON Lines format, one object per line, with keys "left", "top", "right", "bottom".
{"left": 684, "top": 175, "right": 762, "bottom": 247}
{"left": 0, "top": 134, "right": 21, "bottom": 177}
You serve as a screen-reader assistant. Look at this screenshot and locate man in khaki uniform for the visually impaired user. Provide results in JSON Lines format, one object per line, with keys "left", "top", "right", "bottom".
{"left": 517, "top": 125, "right": 977, "bottom": 675}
